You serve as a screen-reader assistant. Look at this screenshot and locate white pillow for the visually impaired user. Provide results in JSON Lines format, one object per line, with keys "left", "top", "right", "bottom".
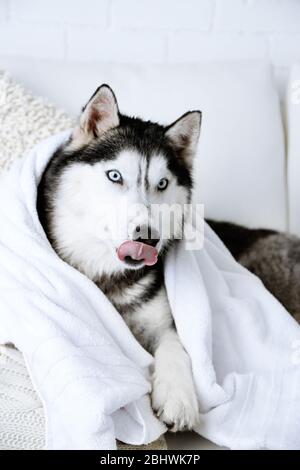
{"left": 0, "top": 59, "right": 286, "bottom": 230}
{"left": 287, "top": 63, "right": 300, "bottom": 235}
{"left": 0, "top": 71, "right": 74, "bottom": 172}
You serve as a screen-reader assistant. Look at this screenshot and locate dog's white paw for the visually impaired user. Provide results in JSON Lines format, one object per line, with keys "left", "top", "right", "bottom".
{"left": 151, "top": 376, "right": 199, "bottom": 432}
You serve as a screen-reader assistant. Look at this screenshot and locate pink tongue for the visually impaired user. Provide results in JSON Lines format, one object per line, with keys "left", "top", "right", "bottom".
{"left": 117, "top": 241, "right": 158, "bottom": 266}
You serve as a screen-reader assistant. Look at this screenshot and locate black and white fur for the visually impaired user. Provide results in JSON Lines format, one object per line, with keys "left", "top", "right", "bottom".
{"left": 208, "top": 219, "right": 300, "bottom": 324}
{"left": 37, "top": 85, "right": 201, "bottom": 431}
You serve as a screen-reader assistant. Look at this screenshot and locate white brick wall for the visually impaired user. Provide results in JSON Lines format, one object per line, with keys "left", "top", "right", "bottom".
{"left": 214, "top": 0, "right": 300, "bottom": 33}
{"left": 67, "top": 27, "right": 167, "bottom": 63}
{"left": 168, "top": 33, "right": 269, "bottom": 62}
{"left": 0, "top": 1, "right": 8, "bottom": 22}
{"left": 10, "top": 0, "right": 110, "bottom": 26}
{"left": 0, "top": 0, "right": 300, "bottom": 91}
{"left": 0, "top": 23, "right": 64, "bottom": 59}
{"left": 111, "top": 0, "right": 213, "bottom": 30}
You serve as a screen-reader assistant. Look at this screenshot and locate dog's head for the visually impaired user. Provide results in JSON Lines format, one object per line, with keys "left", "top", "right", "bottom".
{"left": 41, "top": 85, "right": 201, "bottom": 278}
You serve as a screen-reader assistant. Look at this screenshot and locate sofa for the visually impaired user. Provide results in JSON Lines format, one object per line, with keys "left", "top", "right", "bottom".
{"left": 0, "top": 58, "right": 298, "bottom": 450}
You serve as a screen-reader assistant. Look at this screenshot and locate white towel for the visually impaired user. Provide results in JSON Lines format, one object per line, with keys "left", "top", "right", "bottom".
{"left": 0, "top": 131, "right": 300, "bottom": 450}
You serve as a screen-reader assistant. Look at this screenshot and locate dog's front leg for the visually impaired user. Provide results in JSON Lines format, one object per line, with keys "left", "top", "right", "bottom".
{"left": 151, "top": 328, "right": 199, "bottom": 432}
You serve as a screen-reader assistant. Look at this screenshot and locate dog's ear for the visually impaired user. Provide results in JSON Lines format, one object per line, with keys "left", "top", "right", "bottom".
{"left": 73, "top": 85, "right": 119, "bottom": 144}
{"left": 165, "top": 111, "right": 201, "bottom": 164}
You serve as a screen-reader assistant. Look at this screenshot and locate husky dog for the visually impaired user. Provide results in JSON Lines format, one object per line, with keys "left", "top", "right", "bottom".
{"left": 208, "top": 220, "right": 300, "bottom": 323}
{"left": 37, "top": 84, "right": 201, "bottom": 431}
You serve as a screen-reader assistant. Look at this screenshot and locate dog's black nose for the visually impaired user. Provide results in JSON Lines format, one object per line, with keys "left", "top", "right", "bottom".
{"left": 134, "top": 225, "right": 160, "bottom": 247}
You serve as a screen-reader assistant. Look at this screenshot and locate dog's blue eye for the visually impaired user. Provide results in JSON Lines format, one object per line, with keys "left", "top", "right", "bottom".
{"left": 157, "top": 178, "right": 168, "bottom": 191}
{"left": 107, "top": 170, "right": 123, "bottom": 184}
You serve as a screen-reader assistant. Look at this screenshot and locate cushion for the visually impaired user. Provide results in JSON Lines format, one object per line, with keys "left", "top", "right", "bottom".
{"left": 287, "top": 63, "right": 300, "bottom": 235}
{"left": 0, "top": 71, "right": 74, "bottom": 172}
{"left": 0, "top": 58, "right": 286, "bottom": 230}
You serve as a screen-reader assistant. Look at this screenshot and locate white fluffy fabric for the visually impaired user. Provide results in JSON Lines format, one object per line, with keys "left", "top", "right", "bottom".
{"left": 0, "top": 71, "right": 74, "bottom": 172}
{"left": 0, "top": 131, "right": 300, "bottom": 450}
{"left": 0, "top": 345, "right": 167, "bottom": 450}
{"left": 165, "top": 230, "right": 300, "bottom": 449}
{"left": 0, "top": 345, "right": 45, "bottom": 450}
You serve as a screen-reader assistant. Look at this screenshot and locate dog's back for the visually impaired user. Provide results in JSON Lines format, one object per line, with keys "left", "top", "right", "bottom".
{"left": 208, "top": 219, "right": 300, "bottom": 321}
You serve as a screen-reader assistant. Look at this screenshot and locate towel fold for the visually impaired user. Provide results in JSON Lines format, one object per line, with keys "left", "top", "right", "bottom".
{"left": 0, "top": 131, "right": 299, "bottom": 449}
